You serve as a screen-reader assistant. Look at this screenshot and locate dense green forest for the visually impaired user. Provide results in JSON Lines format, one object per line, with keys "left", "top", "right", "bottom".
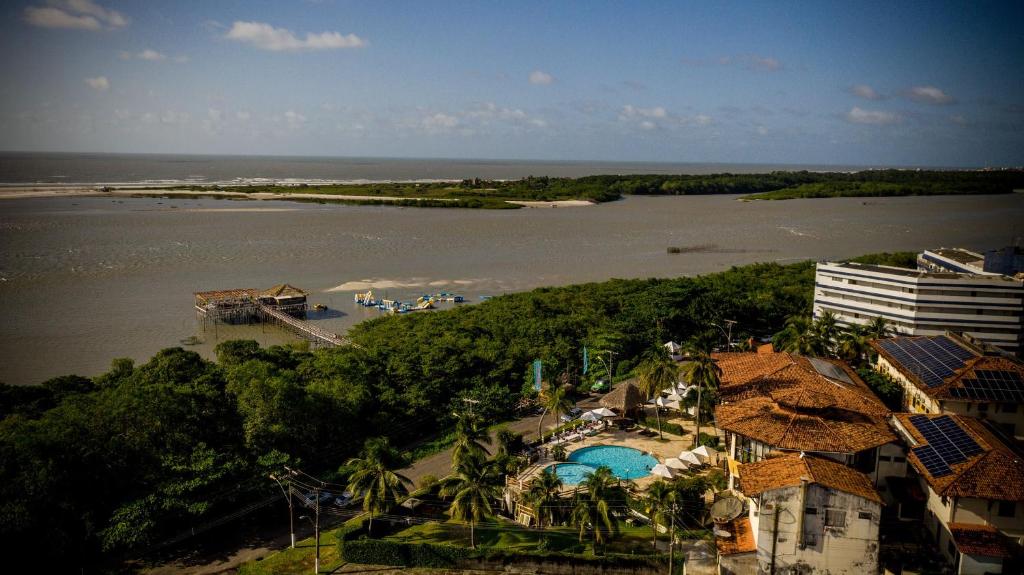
{"left": 2, "top": 259, "right": 815, "bottom": 567}
{"left": 157, "top": 169, "right": 1024, "bottom": 208}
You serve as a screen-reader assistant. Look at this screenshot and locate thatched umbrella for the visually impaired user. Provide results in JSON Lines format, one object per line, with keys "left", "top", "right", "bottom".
{"left": 600, "top": 382, "right": 644, "bottom": 418}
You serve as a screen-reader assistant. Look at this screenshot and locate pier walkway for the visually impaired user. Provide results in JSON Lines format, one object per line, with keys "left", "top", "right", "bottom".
{"left": 256, "top": 304, "right": 355, "bottom": 348}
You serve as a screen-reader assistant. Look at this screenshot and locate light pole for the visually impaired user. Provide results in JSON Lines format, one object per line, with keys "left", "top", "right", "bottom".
{"left": 269, "top": 474, "right": 295, "bottom": 548}
{"left": 710, "top": 319, "right": 737, "bottom": 351}
{"left": 298, "top": 491, "right": 321, "bottom": 575}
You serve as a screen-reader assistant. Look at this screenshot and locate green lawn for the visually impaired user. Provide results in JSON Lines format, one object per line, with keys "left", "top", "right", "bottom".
{"left": 388, "top": 520, "right": 660, "bottom": 555}
{"left": 237, "top": 523, "right": 350, "bottom": 575}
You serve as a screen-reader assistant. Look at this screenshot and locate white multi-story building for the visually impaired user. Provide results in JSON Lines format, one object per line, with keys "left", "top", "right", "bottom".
{"left": 813, "top": 261, "right": 1024, "bottom": 354}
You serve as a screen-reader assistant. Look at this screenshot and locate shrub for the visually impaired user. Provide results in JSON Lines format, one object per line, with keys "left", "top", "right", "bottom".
{"left": 551, "top": 444, "right": 567, "bottom": 461}
{"left": 640, "top": 417, "right": 687, "bottom": 436}
{"left": 697, "top": 433, "right": 720, "bottom": 448}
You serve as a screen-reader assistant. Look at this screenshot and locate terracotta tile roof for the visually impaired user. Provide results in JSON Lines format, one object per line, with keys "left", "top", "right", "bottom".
{"left": 947, "top": 523, "right": 1015, "bottom": 558}
{"left": 713, "top": 353, "right": 893, "bottom": 454}
{"left": 870, "top": 336, "right": 1023, "bottom": 402}
{"left": 715, "top": 517, "right": 756, "bottom": 556}
{"left": 894, "top": 413, "right": 1024, "bottom": 501}
{"left": 737, "top": 453, "right": 882, "bottom": 504}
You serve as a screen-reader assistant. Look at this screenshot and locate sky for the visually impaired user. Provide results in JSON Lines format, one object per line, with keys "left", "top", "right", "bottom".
{"left": 1, "top": 0, "right": 1022, "bottom": 167}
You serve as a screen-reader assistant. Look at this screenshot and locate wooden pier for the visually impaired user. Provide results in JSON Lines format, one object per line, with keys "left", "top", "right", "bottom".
{"left": 194, "top": 285, "right": 357, "bottom": 349}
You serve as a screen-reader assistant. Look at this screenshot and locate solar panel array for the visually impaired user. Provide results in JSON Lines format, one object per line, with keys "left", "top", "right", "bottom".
{"left": 876, "top": 336, "right": 976, "bottom": 388}
{"left": 950, "top": 369, "right": 1024, "bottom": 402}
{"left": 908, "top": 414, "right": 984, "bottom": 478}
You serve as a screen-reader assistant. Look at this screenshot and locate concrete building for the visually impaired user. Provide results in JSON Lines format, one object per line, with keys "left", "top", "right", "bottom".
{"left": 919, "top": 246, "right": 1024, "bottom": 277}
{"left": 713, "top": 352, "right": 906, "bottom": 495}
{"left": 871, "top": 333, "right": 1024, "bottom": 439}
{"left": 719, "top": 452, "right": 883, "bottom": 575}
{"left": 813, "top": 261, "right": 1024, "bottom": 354}
{"left": 891, "top": 413, "right": 1023, "bottom": 574}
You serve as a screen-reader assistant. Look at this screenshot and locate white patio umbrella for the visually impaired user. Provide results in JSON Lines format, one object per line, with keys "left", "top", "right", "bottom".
{"left": 677, "top": 451, "right": 703, "bottom": 466}
{"left": 662, "top": 400, "right": 682, "bottom": 411}
{"left": 581, "top": 411, "right": 602, "bottom": 422}
{"left": 664, "top": 457, "right": 690, "bottom": 470}
{"left": 664, "top": 341, "right": 681, "bottom": 354}
{"left": 665, "top": 391, "right": 684, "bottom": 401}
{"left": 693, "top": 445, "right": 719, "bottom": 464}
{"left": 662, "top": 386, "right": 679, "bottom": 395}
{"left": 650, "top": 463, "right": 675, "bottom": 478}
{"left": 593, "top": 407, "right": 616, "bottom": 417}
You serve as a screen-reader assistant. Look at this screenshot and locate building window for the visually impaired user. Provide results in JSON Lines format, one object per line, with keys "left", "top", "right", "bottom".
{"left": 978, "top": 403, "right": 989, "bottom": 413}
{"left": 858, "top": 511, "right": 873, "bottom": 520}
{"left": 805, "top": 507, "right": 818, "bottom": 515}
{"left": 998, "top": 501, "right": 1016, "bottom": 518}
{"left": 999, "top": 403, "right": 1017, "bottom": 414}
{"left": 825, "top": 509, "right": 846, "bottom": 528}
{"left": 893, "top": 456, "right": 907, "bottom": 464}
{"left": 948, "top": 540, "right": 956, "bottom": 557}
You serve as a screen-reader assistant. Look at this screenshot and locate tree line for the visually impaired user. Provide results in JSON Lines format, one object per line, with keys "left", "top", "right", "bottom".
{"left": 0, "top": 260, "right": 816, "bottom": 567}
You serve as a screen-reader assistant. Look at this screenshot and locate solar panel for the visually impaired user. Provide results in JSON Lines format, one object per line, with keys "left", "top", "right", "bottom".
{"left": 950, "top": 369, "right": 1024, "bottom": 402}
{"left": 877, "top": 336, "right": 976, "bottom": 388}
{"left": 908, "top": 415, "right": 983, "bottom": 477}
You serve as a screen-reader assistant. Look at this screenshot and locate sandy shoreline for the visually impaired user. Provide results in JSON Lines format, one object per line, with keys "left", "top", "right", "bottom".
{"left": 0, "top": 185, "right": 596, "bottom": 208}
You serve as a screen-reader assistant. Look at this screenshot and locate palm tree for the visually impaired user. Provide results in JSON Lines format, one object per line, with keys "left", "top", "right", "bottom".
{"left": 525, "top": 467, "right": 563, "bottom": 530}
{"left": 837, "top": 324, "right": 869, "bottom": 366}
{"left": 536, "top": 382, "right": 574, "bottom": 442}
{"left": 644, "top": 480, "right": 674, "bottom": 549}
{"left": 452, "top": 414, "right": 492, "bottom": 468}
{"left": 571, "top": 466, "right": 619, "bottom": 550}
{"left": 864, "top": 315, "right": 895, "bottom": 340}
{"left": 773, "top": 315, "right": 819, "bottom": 356}
{"left": 636, "top": 348, "right": 680, "bottom": 440}
{"left": 683, "top": 340, "right": 722, "bottom": 448}
{"left": 345, "top": 437, "right": 412, "bottom": 534}
{"left": 438, "top": 456, "right": 503, "bottom": 548}
{"left": 813, "top": 311, "right": 840, "bottom": 356}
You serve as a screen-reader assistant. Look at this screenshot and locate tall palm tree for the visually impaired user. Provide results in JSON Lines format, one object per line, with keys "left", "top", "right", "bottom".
{"left": 438, "top": 456, "right": 503, "bottom": 548}
{"left": 773, "top": 315, "right": 819, "bottom": 356}
{"left": 571, "top": 466, "right": 619, "bottom": 549}
{"left": 683, "top": 340, "right": 722, "bottom": 448}
{"left": 813, "top": 311, "right": 840, "bottom": 356}
{"left": 525, "top": 467, "right": 563, "bottom": 530}
{"left": 644, "top": 480, "right": 674, "bottom": 549}
{"left": 452, "top": 414, "right": 492, "bottom": 468}
{"left": 636, "top": 348, "right": 680, "bottom": 440}
{"left": 837, "top": 324, "right": 869, "bottom": 366}
{"left": 864, "top": 315, "right": 895, "bottom": 340}
{"left": 345, "top": 437, "right": 412, "bottom": 534}
{"left": 536, "top": 382, "right": 574, "bottom": 442}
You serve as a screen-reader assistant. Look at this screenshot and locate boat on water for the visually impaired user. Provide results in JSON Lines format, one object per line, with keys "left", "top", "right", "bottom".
{"left": 313, "top": 304, "right": 328, "bottom": 311}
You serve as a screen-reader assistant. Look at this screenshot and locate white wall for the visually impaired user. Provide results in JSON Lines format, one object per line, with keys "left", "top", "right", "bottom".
{"left": 754, "top": 485, "right": 880, "bottom": 575}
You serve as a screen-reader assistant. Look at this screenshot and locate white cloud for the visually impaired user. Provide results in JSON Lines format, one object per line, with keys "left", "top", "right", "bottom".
{"left": 283, "top": 110, "right": 307, "bottom": 129}
{"left": 621, "top": 105, "right": 667, "bottom": 119}
{"left": 84, "top": 76, "right": 109, "bottom": 91}
{"left": 756, "top": 125, "right": 769, "bottom": 135}
{"left": 850, "top": 84, "right": 882, "bottom": 100}
{"left": 120, "top": 49, "right": 166, "bottom": 61}
{"left": 422, "top": 112, "right": 458, "bottom": 131}
{"left": 949, "top": 115, "right": 968, "bottom": 126}
{"left": 639, "top": 120, "right": 656, "bottom": 130}
{"left": 160, "top": 110, "right": 189, "bottom": 125}
{"left": 747, "top": 55, "right": 780, "bottom": 71}
{"left": 694, "top": 114, "right": 712, "bottom": 126}
{"left": 845, "top": 106, "right": 900, "bottom": 125}
{"left": 701, "top": 54, "right": 782, "bottom": 71}
{"left": 25, "top": 1, "right": 127, "bottom": 30}
{"left": 236, "top": 111, "right": 251, "bottom": 121}
{"left": 529, "top": 70, "right": 554, "bottom": 85}
{"left": 906, "top": 85, "right": 954, "bottom": 105}
{"left": 225, "top": 21, "right": 365, "bottom": 52}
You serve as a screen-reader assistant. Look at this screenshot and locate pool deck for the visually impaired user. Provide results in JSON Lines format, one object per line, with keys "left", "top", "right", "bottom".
{"left": 514, "top": 427, "right": 696, "bottom": 491}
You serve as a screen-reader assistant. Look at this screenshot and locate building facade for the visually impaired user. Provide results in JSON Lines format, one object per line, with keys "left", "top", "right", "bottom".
{"left": 871, "top": 333, "right": 1024, "bottom": 439}
{"left": 891, "top": 413, "right": 1023, "bottom": 574}
{"left": 813, "top": 261, "right": 1024, "bottom": 354}
{"left": 724, "top": 453, "right": 883, "bottom": 575}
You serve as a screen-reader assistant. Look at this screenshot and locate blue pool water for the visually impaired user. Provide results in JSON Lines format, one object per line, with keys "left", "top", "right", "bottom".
{"left": 549, "top": 445, "right": 658, "bottom": 484}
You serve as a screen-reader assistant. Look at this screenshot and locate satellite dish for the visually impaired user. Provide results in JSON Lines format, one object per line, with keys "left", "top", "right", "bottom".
{"left": 714, "top": 528, "right": 732, "bottom": 538}
{"left": 710, "top": 496, "right": 744, "bottom": 523}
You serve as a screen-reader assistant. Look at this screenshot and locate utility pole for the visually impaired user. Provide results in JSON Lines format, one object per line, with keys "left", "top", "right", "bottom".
{"left": 607, "top": 350, "right": 615, "bottom": 385}
{"left": 314, "top": 486, "right": 321, "bottom": 575}
{"left": 667, "top": 501, "right": 676, "bottom": 575}
{"left": 269, "top": 473, "right": 295, "bottom": 548}
{"left": 769, "top": 502, "right": 781, "bottom": 575}
{"left": 724, "top": 319, "right": 736, "bottom": 350}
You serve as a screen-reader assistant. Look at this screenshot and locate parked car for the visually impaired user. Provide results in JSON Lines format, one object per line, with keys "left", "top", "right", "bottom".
{"left": 560, "top": 407, "right": 584, "bottom": 423}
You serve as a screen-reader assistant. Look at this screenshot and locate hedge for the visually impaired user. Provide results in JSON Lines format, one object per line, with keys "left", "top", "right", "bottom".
{"left": 639, "top": 417, "right": 687, "bottom": 436}
{"left": 339, "top": 537, "right": 666, "bottom": 569}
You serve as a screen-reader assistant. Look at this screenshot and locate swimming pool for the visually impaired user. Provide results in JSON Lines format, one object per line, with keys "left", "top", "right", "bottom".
{"left": 549, "top": 445, "right": 658, "bottom": 484}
